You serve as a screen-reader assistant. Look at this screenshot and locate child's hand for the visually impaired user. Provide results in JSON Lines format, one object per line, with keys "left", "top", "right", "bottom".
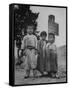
{"left": 19, "top": 49, "right": 22, "bottom": 57}
{"left": 23, "top": 49, "right": 27, "bottom": 56}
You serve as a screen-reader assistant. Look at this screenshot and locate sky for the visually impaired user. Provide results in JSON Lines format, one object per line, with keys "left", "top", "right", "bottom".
{"left": 30, "top": 6, "right": 66, "bottom": 47}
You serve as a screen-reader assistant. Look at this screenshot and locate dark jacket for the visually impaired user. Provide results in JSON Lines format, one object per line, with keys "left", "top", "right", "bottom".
{"left": 37, "top": 40, "right": 48, "bottom": 74}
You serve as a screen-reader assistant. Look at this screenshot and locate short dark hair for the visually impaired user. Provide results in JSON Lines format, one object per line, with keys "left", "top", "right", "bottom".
{"left": 40, "top": 31, "right": 47, "bottom": 37}
{"left": 48, "top": 33, "right": 55, "bottom": 38}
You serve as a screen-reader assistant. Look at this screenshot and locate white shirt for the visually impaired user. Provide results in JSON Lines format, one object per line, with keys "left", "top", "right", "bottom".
{"left": 21, "top": 34, "right": 37, "bottom": 49}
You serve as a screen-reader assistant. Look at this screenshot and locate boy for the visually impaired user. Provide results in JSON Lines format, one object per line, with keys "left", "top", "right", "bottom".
{"left": 37, "top": 31, "right": 48, "bottom": 77}
{"left": 46, "top": 33, "right": 58, "bottom": 78}
{"left": 21, "top": 23, "right": 38, "bottom": 79}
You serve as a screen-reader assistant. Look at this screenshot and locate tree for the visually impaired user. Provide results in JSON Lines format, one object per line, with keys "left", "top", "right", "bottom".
{"left": 14, "top": 4, "right": 39, "bottom": 40}
{"left": 13, "top": 4, "right": 39, "bottom": 58}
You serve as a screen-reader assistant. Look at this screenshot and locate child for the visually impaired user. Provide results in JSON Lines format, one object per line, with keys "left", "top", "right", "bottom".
{"left": 37, "top": 31, "right": 48, "bottom": 77}
{"left": 46, "top": 33, "right": 58, "bottom": 78}
{"left": 21, "top": 23, "right": 38, "bottom": 79}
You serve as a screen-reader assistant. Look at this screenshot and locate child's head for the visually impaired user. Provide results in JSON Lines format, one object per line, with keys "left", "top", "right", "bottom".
{"left": 40, "top": 31, "right": 47, "bottom": 40}
{"left": 26, "top": 24, "right": 34, "bottom": 35}
{"left": 48, "top": 33, "right": 55, "bottom": 43}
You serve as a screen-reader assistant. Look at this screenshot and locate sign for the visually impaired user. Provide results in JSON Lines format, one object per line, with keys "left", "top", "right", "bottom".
{"left": 48, "top": 22, "right": 59, "bottom": 35}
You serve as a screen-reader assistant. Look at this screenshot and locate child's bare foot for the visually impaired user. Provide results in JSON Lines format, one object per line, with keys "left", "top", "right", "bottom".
{"left": 56, "top": 74, "right": 60, "bottom": 79}
{"left": 51, "top": 73, "right": 60, "bottom": 78}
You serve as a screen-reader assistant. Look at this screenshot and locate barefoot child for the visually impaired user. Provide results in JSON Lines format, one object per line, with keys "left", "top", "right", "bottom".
{"left": 46, "top": 33, "right": 58, "bottom": 78}
{"left": 21, "top": 23, "right": 38, "bottom": 78}
{"left": 37, "top": 31, "right": 48, "bottom": 77}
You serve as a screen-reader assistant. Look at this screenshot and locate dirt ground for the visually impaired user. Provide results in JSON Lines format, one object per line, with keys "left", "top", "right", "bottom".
{"left": 15, "top": 69, "right": 66, "bottom": 85}
{"left": 14, "top": 46, "right": 67, "bottom": 85}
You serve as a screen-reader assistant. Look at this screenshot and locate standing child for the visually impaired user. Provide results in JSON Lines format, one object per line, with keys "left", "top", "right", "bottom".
{"left": 46, "top": 33, "right": 58, "bottom": 78}
{"left": 21, "top": 23, "right": 38, "bottom": 79}
{"left": 37, "top": 31, "right": 48, "bottom": 77}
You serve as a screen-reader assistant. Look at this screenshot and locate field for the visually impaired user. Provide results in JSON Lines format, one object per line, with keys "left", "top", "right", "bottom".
{"left": 15, "top": 45, "right": 67, "bottom": 85}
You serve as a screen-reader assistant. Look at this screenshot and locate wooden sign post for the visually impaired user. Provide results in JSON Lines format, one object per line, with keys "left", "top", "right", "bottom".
{"left": 48, "top": 15, "right": 59, "bottom": 38}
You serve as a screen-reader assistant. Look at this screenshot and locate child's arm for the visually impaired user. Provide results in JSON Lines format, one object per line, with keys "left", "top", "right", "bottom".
{"left": 35, "top": 36, "right": 38, "bottom": 49}
{"left": 53, "top": 45, "right": 57, "bottom": 54}
{"left": 36, "top": 40, "right": 40, "bottom": 54}
{"left": 46, "top": 43, "right": 50, "bottom": 55}
{"left": 21, "top": 37, "right": 25, "bottom": 50}
{"left": 46, "top": 43, "right": 50, "bottom": 50}
{"left": 34, "top": 36, "right": 40, "bottom": 55}
{"left": 20, "top": 37, "right": 26, "bottom": 57}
